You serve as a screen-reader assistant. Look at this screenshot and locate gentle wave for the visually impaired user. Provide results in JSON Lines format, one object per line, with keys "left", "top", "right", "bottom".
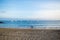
{"left": 0, "top": 20, "right": 60, "bottom": 28}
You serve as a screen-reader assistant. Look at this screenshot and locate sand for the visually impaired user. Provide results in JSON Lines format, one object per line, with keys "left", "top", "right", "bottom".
{"left": 0, "top": 28, "right": 60, "bottom": 40}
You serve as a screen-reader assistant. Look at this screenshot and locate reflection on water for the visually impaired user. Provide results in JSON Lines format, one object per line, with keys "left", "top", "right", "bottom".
{"left": 0, "top": 20, "right": 60, "bottom": 29}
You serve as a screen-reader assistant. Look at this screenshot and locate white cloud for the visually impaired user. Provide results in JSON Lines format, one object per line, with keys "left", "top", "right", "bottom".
{"left": 0, "top": 0, "right": 60, "bottom": 20}
{"left": 0, "top": 9, "right": 60, "bottom": 20}
{"left": 31, "top": 1, "right": 60, "bottom": 20}
{"left": 32, "top": 10, "right": 60, "bottom": 20}
{"left": 33, "top": 2, "right": 60, "bottom": 10}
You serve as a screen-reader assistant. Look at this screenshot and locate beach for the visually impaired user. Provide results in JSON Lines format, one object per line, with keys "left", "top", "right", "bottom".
{"left": 0, "top": 28, "right": 60, "bottom": 40}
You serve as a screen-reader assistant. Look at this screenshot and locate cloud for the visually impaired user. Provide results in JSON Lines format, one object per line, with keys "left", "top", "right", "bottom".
{"left": 31, "top": 1, "right": 60, "bottom": 20}
{"left": 0, "top": 0, "right": 60, "bottom": 20}
{"left": 33, "top": 1, "right": 60, "bottom": 10}
{"left": 32, "top": 10, "right": 60, "bottom": 20}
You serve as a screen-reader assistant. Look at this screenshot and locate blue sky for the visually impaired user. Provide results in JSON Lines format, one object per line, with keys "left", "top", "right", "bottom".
{"left": 0, "top": 0, "right": 60, "bottom": 20}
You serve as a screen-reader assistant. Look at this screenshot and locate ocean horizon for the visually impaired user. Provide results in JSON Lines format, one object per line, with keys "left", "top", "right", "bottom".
{"left": 0, "top": 19, "right": 60, "bottom": 29}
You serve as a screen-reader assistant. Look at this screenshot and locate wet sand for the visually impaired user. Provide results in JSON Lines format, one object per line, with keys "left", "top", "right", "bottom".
{"left": 0, "top": 28, "right": 60, "bottom": 40}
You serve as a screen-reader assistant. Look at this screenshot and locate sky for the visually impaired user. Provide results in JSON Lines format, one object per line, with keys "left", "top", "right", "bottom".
{"left": 0, "top": 0, "right": 60, "bottom": 20}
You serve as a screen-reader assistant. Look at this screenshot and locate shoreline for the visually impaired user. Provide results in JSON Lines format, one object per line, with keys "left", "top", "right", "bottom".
{"left": 0, "top": 28, "right": 60, "bottom": 31}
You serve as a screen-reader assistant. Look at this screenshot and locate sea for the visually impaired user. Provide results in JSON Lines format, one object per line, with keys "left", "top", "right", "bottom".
{"left": 0, "top": 19, "right": 60, "bottom": 29}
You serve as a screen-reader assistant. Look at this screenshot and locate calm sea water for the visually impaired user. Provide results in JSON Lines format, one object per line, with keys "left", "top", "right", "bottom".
{"left": 0, "top": 20, "right": 60, "bottom": 29}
